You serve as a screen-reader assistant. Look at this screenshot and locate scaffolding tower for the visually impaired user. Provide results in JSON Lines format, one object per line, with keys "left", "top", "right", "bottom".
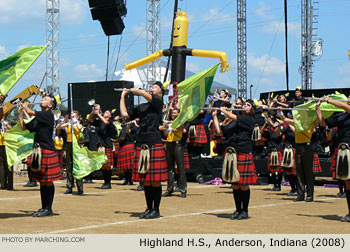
{"left": 237, "top": 0, "right": 247, "bottom": 99}
{"left": 300, "top": 0, "right": 319, "bottom": 90}
{"left": 145, "top": 0, "right": 161, "bottom": 91}
{"left": 46, "top": 0, "right": 60, "bottom": 95}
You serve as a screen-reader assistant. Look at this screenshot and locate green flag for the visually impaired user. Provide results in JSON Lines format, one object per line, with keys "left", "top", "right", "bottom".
{"left": 292, "top": 94, "right": 347, "bottom": 132}
{"left": 72, "top": 133, "right": 107, "bottom": 180}
{"left": 0, "top": 46, "right": 46, "bottom": 95}
{"left": 4, "top": 122, "right": 34, "bottom": 168}
{"left": 172, "top": 63, "right": 219, "bottom": 129}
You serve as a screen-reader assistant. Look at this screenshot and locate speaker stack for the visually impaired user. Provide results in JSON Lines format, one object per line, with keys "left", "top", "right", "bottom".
{"left": 88, "top": 0, "right": 127, "bottom": 36}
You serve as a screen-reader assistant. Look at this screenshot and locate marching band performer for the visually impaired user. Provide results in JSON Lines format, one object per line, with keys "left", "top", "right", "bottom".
{"left": 160, "top": 108, "right": 187, "bottom": 198}
{"left": 88, "top": 107, "right": 117, "bottom": 189}
{"left": 213, "top": 100, "right": 257, "bottom": 220}
{"left": 120, "top": 81, "right": 167, "bottom": 219}
{"left": 316, "top": 98, "right": 350, "bottom": 222}
{"left": 59, "top": 111, "right": 84, "bottom": 195}
{"left": 18, "top": 96, "right": 61, "bottom": 217}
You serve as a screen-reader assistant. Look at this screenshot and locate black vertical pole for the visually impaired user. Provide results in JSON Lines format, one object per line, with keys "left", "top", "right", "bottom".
{"left": 284, "top": 0, "right": 289, "bottom": 91}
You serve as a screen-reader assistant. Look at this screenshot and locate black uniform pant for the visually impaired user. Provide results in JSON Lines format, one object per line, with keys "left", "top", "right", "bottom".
{"left": 295, "top": 143, "right": 314, "bottom": 198}
{"left": 66, "top": 142, "right": 83, "bottom": 192}
{"left": 0, "top": 146, "right": 13, "bottom": 189}
{"left": 166, "top": 142, "right": 187, "bottom": 193}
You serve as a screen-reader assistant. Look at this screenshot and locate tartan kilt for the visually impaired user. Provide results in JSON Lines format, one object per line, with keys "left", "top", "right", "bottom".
{"left": 313, "top": 153, "right": 322, "bottom": 174}
{"left": 187, "top": 124, "right": 208, "bottom": 144}
{"left": 330, "top": 148, "right": 338, "bottom": 179}
{"left": 209, "top": 123, "right": 215, "bottom": 140}
{"left": 282, "top": 148, "right": 297, "bottom": 175}
{"left": 117, "top": 144, "right": 135, "bottom": 171}
{"left": 132, "top": 144, "right": 168, "bottom": 183}
{"left": 224, "top": 153, "right": 257, "bottom": 185}
{"left": 31, "top": 149, "right": 62, "bottom": 182}
{"left": 27, "top": 154, "right": 32, "bottom": 168}
{"left": 168, "top": 82, "right": 179, "bottom": 107}
{"left": 102, "top": 148, "right": 114, "bottom": 170}
{"left": 267, "top": 151, "right": 283, "bottom": 172}
{"left": 113, "top": 143, "right": 120, "bottom": 157}
{"left": 184, "top": 151, "right": 190, "bottom": 169}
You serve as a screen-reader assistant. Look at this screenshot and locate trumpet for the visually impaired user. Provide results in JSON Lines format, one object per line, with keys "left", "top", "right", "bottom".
{"left": 88, "top": 99, "right": 100, "bottom": 111}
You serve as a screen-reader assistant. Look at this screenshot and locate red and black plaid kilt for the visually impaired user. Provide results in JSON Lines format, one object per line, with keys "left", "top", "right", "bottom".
{"left": 168, "top": 82, "right": 179, "bottom": 107}
{"left": 223, "top": 153, "right": 257, "bottom": 185}
{"left": 187, "top": 124, "right": 208, "bottom": 144}
{"left": 313, "top": 153, "right": 322, "bottom": 174}
{"left": 31, "top": 149, "right": 62, "bottom": 182}
{"left": 113, "top": 143, "right": 120, "bottom": 157}
{"left": 281, "top": 148, "right": 296, "bottom": 175}
{"left": 102, "top": 148, "right": 114, "bottom": 170}
{"left": 184, "top": 151, "right": 190, "bottom": 169}
{"left": 117, "top": 143, "right": 135, "bottom": 171}
{"left": 132, "top": 144, "right": 168, "bottom": 183}
{"left": 209, "top": 122, "right": 215, "bottom": 140}
{"left": 267, "top": 151, "right": 283, "bottom": 172}
{"left": 330, "top": 148, "right": 338, "bottom": 179}
{"left": 26, "top": 154, "right": 32, "bottom": 168}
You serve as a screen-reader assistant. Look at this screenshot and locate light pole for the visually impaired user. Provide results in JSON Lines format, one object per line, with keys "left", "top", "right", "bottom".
{"left": 249, "top": 84, "right": 253, "bottom": 99}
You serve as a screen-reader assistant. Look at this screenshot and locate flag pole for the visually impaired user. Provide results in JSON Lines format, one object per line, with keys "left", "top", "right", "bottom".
{"left": 69, "top": 83, "right": 74, "bottom": 176}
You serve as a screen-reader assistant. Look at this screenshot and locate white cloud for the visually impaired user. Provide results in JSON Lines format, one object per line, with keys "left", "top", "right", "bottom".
{"left": 0, "top": 0, "right": 88, "bottom": 26}
{"left": 74, "top": 64, "right": 104, "bottom": 78}
{"left": 338, "top": 62, "right": 350, "bottom": 75}
{"left": 248, "top": 54, "right": 285, "bottom": 75}
{"left": 77, "top": 34, "right": 97, "bottom": 42}
{"left": 0, "top": 45, "right": 9, "bottom": 59}
{"left": 16, "top": 44, "right": 32, "bottom": 51}
{"left": 201, "top": 8, "right": 233, "bottom": 24}
{"left": 133, "top": 24, "right": 146, "bottom": 39}
{"left": 255, "top": 1, "right": 299, "bottom": 36}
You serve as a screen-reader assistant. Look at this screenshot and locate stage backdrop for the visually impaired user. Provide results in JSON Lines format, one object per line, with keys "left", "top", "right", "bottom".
{"left": 67, "top": 80, "right": 134, "bottom": 119}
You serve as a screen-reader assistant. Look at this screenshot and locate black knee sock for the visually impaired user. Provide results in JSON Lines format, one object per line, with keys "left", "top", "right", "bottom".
{"left": 144, "top": 186, "right": 153, "bottom": 210}
{"left": 241, "top": 189, "right": 251, "bottom": 212}
{"left": 233, "top": 189, "right": 242, "bottom": 212}
{"left": 339, "top": 180, "right": 345, "bottom": 193}
{"left": 288, "top": 174, "right": 297, "bottom": 191}
{"left": 152, "top": 186, "right": 162, "bottom": 212}
{"left": 40, "top": 185, "right": 46, "bottom": 209}
{"left": 46, "top": 185, "right": 55, "bottom": 211}
{"left": 270, "top": 174, "right": 276, "bottom": 187}
{"left": 346, "top": 190, "right": 350, "bottom": 214}
{"left": 276, "top": 173, "right": 282, "bottom": 188}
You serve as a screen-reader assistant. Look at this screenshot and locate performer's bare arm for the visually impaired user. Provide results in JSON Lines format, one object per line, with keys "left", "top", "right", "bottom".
{"left": 18, "top": 105, "right": 26, "bottom": 130}
{"left": 325, "top": 96, "right": 350, "bottom": 113}
{"left": 120, "top": 89, "right": 130, "bottom": 119}
{"left": 220, "top": 106, "right": 237, "bottom": 121}
{"left": 315, "top": 100, "right": 326, "bottom": 127}
{"left": 212, "top": 110, "right": 222, "bottom": 136}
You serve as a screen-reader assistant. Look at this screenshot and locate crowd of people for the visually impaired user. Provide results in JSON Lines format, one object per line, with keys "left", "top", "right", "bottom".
{"left": 0, "top": 84, "right": 349, "bottom": 223}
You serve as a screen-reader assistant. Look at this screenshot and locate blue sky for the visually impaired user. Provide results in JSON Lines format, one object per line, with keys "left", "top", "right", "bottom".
{"left": 1, "top": 0, "right": 350, "bottom": 104}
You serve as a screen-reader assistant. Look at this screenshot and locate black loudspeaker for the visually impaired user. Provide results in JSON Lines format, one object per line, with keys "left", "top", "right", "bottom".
{"left": 68, "top": 80, "right": 134, "bottom": 120}
{"left": 88, "top": 0, "right": 127, "bottom": 36}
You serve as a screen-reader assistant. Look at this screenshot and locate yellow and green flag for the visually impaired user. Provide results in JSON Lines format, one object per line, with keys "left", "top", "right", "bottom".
{"left": 292, "top": 94, "right": 347, "bottom": 132}
{"left": 0, "top": 46, "right": 46, "bottom": 95}
{"left": 4, "top": 121, "right": 34, "bottom": 168}
{"left": 72, "top": 134, "right": 107, "bottom": 180}
{"left": 172, "top": 63, "right": 219, "bottom": 129}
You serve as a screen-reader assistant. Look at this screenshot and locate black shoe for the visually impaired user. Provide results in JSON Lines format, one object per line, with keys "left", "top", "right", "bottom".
{"left": 237, "top": 211, "right": 249, "bottom": 220}
{"left": 139, "top": 209, "right": 152, "bottom": 219}
{"left": 294, "top": 197, "right": 304, "bottom": 202}
{"left": 24, "top": 181, "right": 37, "bottom": 187}
{"left": 275, "top": 186, "right": 281, "bottom": 191}
{"left": 76, "top": 191, "right": 84, "bottom": 195}
{"left": 127, "top": 181, "right": 134, "bottom": 185}
{"left": 64, "top": 189, "right": 72, "bottom": 194}
{"left": 0, "top": 186, "right": 6, "bottom": 190}
{"left": 100, "top": 183, "right": 111, "bottom": 189}
{"left": 287, "top": 190, "right": 298, "bottom": 196}
{"left": 83, "top": 179, "right": 93, "bottom": 184}
{"left": 271, "top": 186, "right": 277, "bottom": 191}
{"left": 6, "top": 187, "right": 13, "bottom": 190}
{"left": 122, "top": 180, "right": 129, "bottom": 185}
{"left": 36, "top": 209, "right": 53, "bottom": 217}
{"left": 180, "top": 192, "right": 187, "bottom": 198}
{"left": 337, "top": 192, "right": 346, "bottom": 198}
{"left": 145, "top": 209, "right": 160, "bottom": 219}
{"left": 162, "top": 191, "right": 172, "bottom": 197}
{"left": 136, "top": 185, "right": 144, "bottom": 191}
{"left": 340, "top": 214, "right": 350, "bottom": 222}
{"left": 231, "top": 211, "right": 241, "bottom": 220}
{"left": 32, "top": 208, "right": 45, "bottom": 217}
{"left": 305, "top": 196, "right": 313, "bottom": 202}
